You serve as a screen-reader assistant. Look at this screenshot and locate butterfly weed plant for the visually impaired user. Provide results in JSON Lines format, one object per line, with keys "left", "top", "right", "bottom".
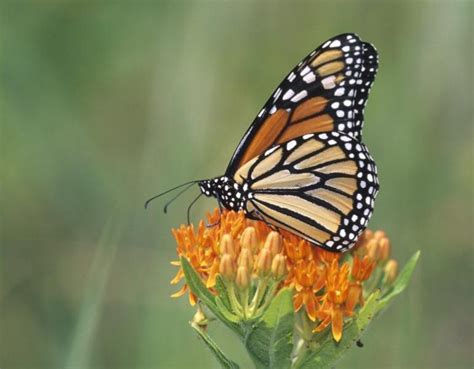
{"left": 151, "top": 33, "right": 419, "bottom": 369}
{"left": 170, "top": 209, "right": 419, "bottom": 369}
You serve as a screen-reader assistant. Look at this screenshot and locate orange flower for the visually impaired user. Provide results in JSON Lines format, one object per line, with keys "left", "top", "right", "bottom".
{"left": 346, "top": 254, "right": 376, "bottom": 310}
{"left": 314, "top": 260, "right": 353, "bottom": 342}
{"left": 171, "top": 209, "right": 389, "bottom": 341}
{"left": 292, "top": 259, "right": 325, "bottom": 321}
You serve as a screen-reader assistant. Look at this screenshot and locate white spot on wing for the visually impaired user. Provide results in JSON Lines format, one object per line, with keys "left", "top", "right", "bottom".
{"left": 264, "top": 146, "right": 279, "bottom": 156}
{"left": 273, "top": 88, "right": 282, "bottom": 100}
{"left": 321, "top": 76, "right": 336, "bottom": 89}
{"left": 300, "top": 66, "right": 311, "bottom": 76}
{"left": 303, "top": 72, "right": 316, "bottom": 83}
{"left": 282, "top": 89, "right": 295, "bottom": 100}
{"left": 286, "top": 140, "right": 297, "bottom": 150}
{"left": 291, "top": 90, "right": 308, "bottom": 102}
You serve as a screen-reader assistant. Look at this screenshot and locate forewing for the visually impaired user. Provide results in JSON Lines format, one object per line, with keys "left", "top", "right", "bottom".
{"left": 226, "top": 33, "right": 379, "bottom": 176}
{"left": 235, "top": 132, "right": 379, "bottom": 252}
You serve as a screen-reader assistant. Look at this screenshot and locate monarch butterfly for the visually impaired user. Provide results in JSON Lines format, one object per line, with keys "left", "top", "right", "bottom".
{"left": 148, "top": 33, "right": 379, "bottom": 252}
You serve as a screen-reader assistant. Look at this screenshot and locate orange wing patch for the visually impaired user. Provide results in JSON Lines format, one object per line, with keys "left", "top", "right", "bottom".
{"left": 277, "top": 115, "right": 333, "bottom": 144}
{"left": 316, "top": 61, "right": 345, "bottom": 77}
{"left": 310, "top": 49, "right": 343, "bottom": 68}
{"left": 238, "top": 109, "right": 289, "bottom": 167}
{"left": 291, "top": 97, "right": 328, "bottom": 122}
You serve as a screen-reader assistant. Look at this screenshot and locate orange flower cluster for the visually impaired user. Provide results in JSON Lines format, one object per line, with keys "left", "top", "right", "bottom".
{"left": 171, "top": 209, "right": 396, "bottom": 342}
{"left": 171, "top": 209, "right": 279, "bottom": 304}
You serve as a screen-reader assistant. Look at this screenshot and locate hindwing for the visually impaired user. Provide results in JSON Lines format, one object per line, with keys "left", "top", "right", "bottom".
{"left": 234, "top": 132, "right": 379, "bottom": 251}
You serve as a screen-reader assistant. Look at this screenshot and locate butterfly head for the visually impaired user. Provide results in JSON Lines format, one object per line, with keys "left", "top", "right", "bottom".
{"left": 199, "top": 176, "right": 246, "bottom": 211}
{"left": 198, "top": 178, "right": 216, "bottom": 197}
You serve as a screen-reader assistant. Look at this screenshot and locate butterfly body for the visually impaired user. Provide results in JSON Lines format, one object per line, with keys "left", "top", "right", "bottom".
{"left": 195, "top": 33, "right": 380, "bottom": 252}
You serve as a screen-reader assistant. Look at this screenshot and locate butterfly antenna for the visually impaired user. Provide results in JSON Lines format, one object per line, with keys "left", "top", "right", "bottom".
{"left": 187, "top": 193, "right": 203, "bottom": 225}
{"left": 144, "top": 180, "right": 201, "bottom": 209}
{"left": 163, "top": 182, "right": 196, "bottom": 214}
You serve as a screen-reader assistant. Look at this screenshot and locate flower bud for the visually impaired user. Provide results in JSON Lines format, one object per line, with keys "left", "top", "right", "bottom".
{"left": 346, "top": 283, "right": 362, "bottom": 311}
{"left": 256, "top": 248, "right": 272, "bottom": 276}
{"left": 351, "top": 255, "right": 375, "bottom": 282}
{"left": 359, "top": 229, "right": 374, "bottom": 245}
{"left": 366, "top": 239, "right": 380, "bottom": 260}
{"left": 238, "top": 247, "right": 253, "bottom": 271}
{"left": 219, "top": 254, "right": 236, "bottom": 280}
{"left": 379, "top": 237, "right": 391, "bottom": 261}
{"left": 240, "top": 226, "right": 258, "bottom": 252}
{"left": 264, "top": 231, "right": 282, "bottom": 258}
{"left": 192, "top": 306, "right": 208, "bottom": 328}
{"left": 374, "top": 230, "right": 386, "bottom": 241}
{"left": 271, "top": 254, "right": 287, "bottom": 279}
{"left": 220, "top": 234, "right": 236, "bottom": 258}
{"left": 236, "top": 265, "right": 250, "bottom": 290}
{"left": 384, "top": 259, "right": 398, "bottom": 283}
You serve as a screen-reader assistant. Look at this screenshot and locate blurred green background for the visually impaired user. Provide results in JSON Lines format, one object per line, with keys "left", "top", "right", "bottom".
{"left": 1, "top": 1, "right": 472, "bottom": 368}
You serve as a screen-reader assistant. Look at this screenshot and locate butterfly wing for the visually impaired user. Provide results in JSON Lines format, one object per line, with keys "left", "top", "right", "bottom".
{"left": 225, "top": 33, "right": 378, "bottom": 177}
{"left": 234, "top": 132, "right": 379, "bottom": 252}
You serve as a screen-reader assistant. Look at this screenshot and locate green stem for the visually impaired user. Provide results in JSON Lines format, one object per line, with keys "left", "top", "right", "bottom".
{"left": 190, "top": 321, "right": 240, "bottom": 369}
{"left": 255, "top": 281, "right": 278, "bottom": 316}
{"left": 227, "top": 283, "right": 244, "bottom": 316}
{"left": 291, "top": 310, "right": 314, "bottom": 368}
{"left": 240, "top": 287, "right": 250, "bottom": 319}
{"left": 249, "top": 277, "right": 269, "bottom": 314}
{"left": 296, "top": 310, "right": 314, "bottom": 342}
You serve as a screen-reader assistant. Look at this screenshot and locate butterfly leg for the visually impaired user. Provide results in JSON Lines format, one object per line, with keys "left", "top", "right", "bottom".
{"left": 206, "top": 219, "right": 221, "bottom": 228}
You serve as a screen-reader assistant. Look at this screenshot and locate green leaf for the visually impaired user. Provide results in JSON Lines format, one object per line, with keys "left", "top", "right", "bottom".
{"left": 180, "top": 257, "right": 243, "bottom": 335}
{"left": 378, "top": 250, "right": 421, "bottom": 310}
{"left": 296, "top": 250, "right": 420, "bottom": 369}
{"left": 181, "top": 256, "right": 217, "bottom": 307}
{"left": 215, "top": 274, "right": 232, "bottom": 310}
{"left": 245, "top": 288, "right": 294, "bottom": 369}
{"left": 190, "top": 322, "right": 240, "bottom": 369}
